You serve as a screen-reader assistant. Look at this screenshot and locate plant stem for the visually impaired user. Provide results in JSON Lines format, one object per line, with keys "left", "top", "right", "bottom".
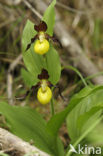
{"left": 62, "top": 65, "right": 88, "bottom": 87}
{"left": 50, "top": 98, "right": 55, "bottom": 116}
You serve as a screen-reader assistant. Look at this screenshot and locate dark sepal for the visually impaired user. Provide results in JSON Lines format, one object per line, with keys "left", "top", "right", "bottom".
{"left": 47, "top": 81, "right": 53, "bottom": 88}
{"left": 45, "top": 34, "right": 62, "bottom": 48}
{"left": 38, "top": 69, "right": 49, "bottom": 80}
{"left": 15, "top": 90, "right": 30, "bottom": 100}
{"left": 25, "top": 34, "right": 38, "bottom": 51}
{"left": 54, "top": 85, "right": 67, "bottom": 101}
{"left": 15, "top": 83, "right": 39, "bottom": 100}
{"left": 34, "top": 21, "right": 47, "bottom": 32}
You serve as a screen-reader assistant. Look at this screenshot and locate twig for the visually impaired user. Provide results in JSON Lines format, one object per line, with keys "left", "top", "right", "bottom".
{"left": 0, "top": 128, "right": 50, "bottom": 156}
{"left": 0, "top": 18, "right": 16, "bottom": 29}
{"left": 0, "top": 57, "right": 23, "bottom": 65}
{"left": 23, "top": 0, "right": 42, "bottom": 19}
{"left": 56, "top": 1, "right": 93, "bottom": 15}
{"left": 0, "top": 0, "right": 22, "bottom": 5}
{"left": 7, "top": 54, "right": 22, "bottom": 105}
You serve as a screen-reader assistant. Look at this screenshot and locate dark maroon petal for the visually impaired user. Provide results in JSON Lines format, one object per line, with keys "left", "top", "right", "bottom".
{"left": 16, "top": 83, "right": 39, "bottom": 100}
{"left": 38, "top": 69, "right": 49, "bottom": 80}
{"left": 47, "top": 81, "right": 53, "bottom": 88}
{"left": 34, "top": 21, "right": 47, "bottom": 32}
{"left": 45, "top": 33, "right": 63, "bottom": 48}
{"left": 25, "top": 34, "right": 38, "bottom": 51}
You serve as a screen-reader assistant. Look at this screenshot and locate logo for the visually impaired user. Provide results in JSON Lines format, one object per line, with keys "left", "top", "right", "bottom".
{"left": 69, "top": 144, "right": 101, "bottom": 155}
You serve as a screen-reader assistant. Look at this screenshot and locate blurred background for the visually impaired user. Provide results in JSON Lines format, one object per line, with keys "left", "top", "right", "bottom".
{"left": 0, "top": 0, "right": 103, "bottom": 150}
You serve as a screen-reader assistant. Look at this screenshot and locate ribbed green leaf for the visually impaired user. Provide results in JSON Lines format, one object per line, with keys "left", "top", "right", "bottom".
{"left": 46, "top": 44, "right": 61, "bottom": 84}
{"left": 47, "top": 87, "right": 93, "bottom": 136}
{"left": 22, "top": 20, "right": 46, "bottom": 79}
{"left": 21, "top": 68, "right": 38, "bottom": 87}
{"left": 77, "top": 106, "right": 103, "bottom": 130}
{"left": 0, "top": 102, "right": 64, "bottom": 155}
{"left": 66, "top": 86, "right": 103, "bottom": 142}
{"left": 43, "top": 0, "right": 56, "bottom": 36}
{"left": 47, "top": 86, "right": 103, "bottom": 139}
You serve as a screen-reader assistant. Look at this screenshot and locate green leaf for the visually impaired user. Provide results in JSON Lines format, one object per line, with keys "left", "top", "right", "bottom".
{"left": 0, "top": 102, "right": 64, "bottom": 156}
{"left": 56, "top": 137, "right": 65, "bottom": 156}
{"left": 65, "top": 86, "right": 103, "bottom": 156}
{"left": 22, "top": 20, "right": 61, "bottom": 85}
{"left": 46, "top": 45, "right": 61, "bottom": 84}
{"left": 77, "top": 106, "right": 103, "bottom": 130}
{"left": 21, "top": 68, "right": 38, "bottom": 87}
{"left": 65, "top": 117, "right": 103, "bottom": 156}
{"left": 43, "top": 0, "right": 56, "bottom": 36}
{"left": 22, "top": 20, "right": 46, "bottom": 79}
{"left": 47, "top": 86, "right": 103, "bottom": 139}
{"left": 86, "top": 122, "right": 103, "bottom": 145}
{"left": 66, "top": 86, "right": 103, "bottom": 142}
{"left": 47, "top": 86, "right": 93, "bottom": 136}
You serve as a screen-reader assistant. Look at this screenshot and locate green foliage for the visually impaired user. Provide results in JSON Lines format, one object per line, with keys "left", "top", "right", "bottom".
{"left": 22, "top": 20, "right": 45, "bottom": 81}
{"left": 66, "top": 117, "right": 103, "bottom": 156}
{"left": 47, "top": 86, "right": 103, "bottom": 141}
{"left": 66, "top": 86, "right": 103, "bottom": 142}
{"left": 21, "top": 68, "right": 38, "bottom": 87}
{"left": 0, "top": 102, "right": 64, "bottom": 156}
{"left": 86, "top": 122, "right": 103, "bottom": 145}
{"left": 47, "top": 86, "right": 92, "bottom": 137}
{"left": 43, "top": 0, "right": 56, "bottom": 36}
{"left": 65, "top": 86, "right": 103, "bottom": 156}
{"left": 45, "top": 45, "right": 61, "bottom": 84}
{"left": 77, "top": 106, "right": 103, "bottom": 130}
